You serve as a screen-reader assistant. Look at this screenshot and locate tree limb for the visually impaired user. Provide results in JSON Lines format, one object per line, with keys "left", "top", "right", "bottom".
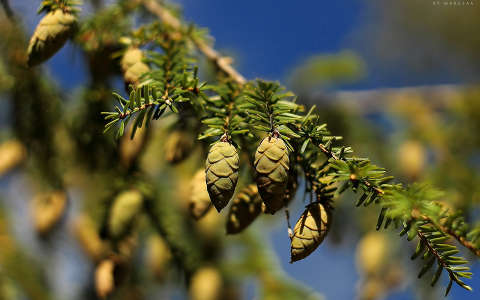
{"left": 142, "top": 0, "right": 247, "bottom": 85}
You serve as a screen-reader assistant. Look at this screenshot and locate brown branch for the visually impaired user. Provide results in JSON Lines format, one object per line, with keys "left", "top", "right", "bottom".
{"left": 442, "top": 225, "right": 480, "bottom": 258}
{"left": 421, "top": 214, "right": 480, "bottom": 258}
{"left": 142, "top": 0, "right": 247, "bottom": 85}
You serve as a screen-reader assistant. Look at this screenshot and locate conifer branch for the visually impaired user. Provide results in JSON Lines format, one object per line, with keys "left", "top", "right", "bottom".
{"left": 142, "top": 0, "right": 247, "bottom": 85}
{"left": 98, "top": 1, "right": 480, "bottom": 295}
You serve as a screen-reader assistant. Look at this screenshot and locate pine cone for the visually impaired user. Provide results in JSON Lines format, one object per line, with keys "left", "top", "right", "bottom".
{"left": 189, "top": 169, "right": 212, "bottom": 220}
{"left": 72, "top": 214, "right": 108, "bottom": 262}
{"left": 226, "top": 184, "right": 263, "bottom": 234}
{"left": 205, "top": 141, "right": 239, "bottom": 212}
{"left": 164, "top": 130, "right": 194, "bottom": 164}
{"left": 189, "top": 267, "right": 223, "bottom": 300}
{"left": 120, "top": 47, "right": 150, "bottom": 89}
{"left": 32, "top": 191, "right": 67, "bottom": 236}
{"left": 147, "top": 235, "right": 172, "bottom": 280}
{"left": 254, "top": 136, "right": 289, "bottom": 214}
{"left": 108, "top": 190, "right": 143, "bottom": 238}
{"left": 27, "top": 10, "right": 76, "bottom": 67}
{"left": 95, "top": 259, "right": 115, "bottom": 299}
{"left": 0, "top": 139, "right": 26, "bottom": 177}
{"left": 290, "top": 202, "right": 330, "bottom": 262}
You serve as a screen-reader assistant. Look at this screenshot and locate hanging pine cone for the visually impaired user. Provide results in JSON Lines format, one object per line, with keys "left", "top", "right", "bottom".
{"left": 290, "top": 202, "right": 330, "bottom": 262}
{"left": 189, "top": 169, "right": 212, "bottom": 220}
{"left": 146, "top": 235, "right": 172, "bottom": 280}
{"left": 164, "top": 130, "right": 194, "bottom": 164}
{"left": 72, "top": 214, "right": 108, "bottom": 262}
{"left": 95, "top": 259, "right": 115, "bottom": 299}
{"left": 32, "top": 190, "right": 67, "bottom": 236}
{"left": 27, "top": 10, "right": 76, "bottom": 67}
{"left": 120, "top": 124, "right": 148, "bottom": 168}
{"left": 205, "top": 141, "right": 239, "bottom": 212}
{"left": 120, "top": 47, "right": 150, "bottom": 89}
{"left": 254, "top": 136, "right": 289, "bottom": 214}
{"left": 108, "top": 190, "right": 143, "bottom": 239}
{"left": 226, "top": 184, "right": 263, "bottom": 234}
{"left": 189, "top": 267, "right": 223, "bottom": 300}
{"left": 0, "top": 139, "right": 26, "bottom": 177}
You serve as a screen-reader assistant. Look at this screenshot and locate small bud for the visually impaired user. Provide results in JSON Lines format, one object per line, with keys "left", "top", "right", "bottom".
{"left": 205, "top": 141, "right": 239, "bottom": 212}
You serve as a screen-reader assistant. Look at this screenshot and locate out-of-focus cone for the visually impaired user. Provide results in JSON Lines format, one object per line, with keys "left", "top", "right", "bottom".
{"left": 358, "top": 278, "right": 385, "bottom": 300}
{"left": 119, "top": 124, "right": 148, "bottom": 168}
{"left": 189, "top": 169, "right": 212, "bottom": 220}
{"left": 146, "top": 235, "right": 171, "bottom": 280}
{"left": 164, "top": 130, "right": 194, "bottom": 164}
{"left": 189, "top": 267, "right": 223, "bottom": 300}
{"left": 72, "top": 214, "right": 108, "bottom": 262}
{"left": 384, "top": 264, "right": 405, "bottom": 290}
{"left": 27, "top": 10, "right": 76, "bottom": 67}
{"left": 397, "top": 140, "right": 426, "bottom": 180}
{"left": 95, "top": 259, "right": 115, "bottom": 299}
{"left": 196, "top": 209, "right": 222, "bottom": 238}
{"left": 0, "top": 140, "right": 26, "bottom": 177}
{"left": 120, "top": 47, "right": 149, "bottom": 90}
{"left": 108, "top": 190, "right": 143, "bottom": 239}
{"left": 226, "top": 184, "right": 262, "bottom": 234}
{"left": 356, "top": 232, "right": 388, "bottom": 276}
{"left": 32, "top": 191, "right": 67, "bottom": 235}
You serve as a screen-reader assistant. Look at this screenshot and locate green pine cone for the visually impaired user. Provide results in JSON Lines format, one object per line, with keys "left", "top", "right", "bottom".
{"left": 290, "top": 202, "right": 330, "bottom": 262}
{"left": 254, "top": 136, "right": 289, "bottom": 214}
{"left": 205, "top": 141, "right": 239, "bottom": 212}
{"left": 226, "top": 184, "right": 263, "bottom": 234}
{"left": 108, "top": 190, "right": 143, "bottom": 239}
{"left": 27, "top": 10, "right": 76, "bottom": 67}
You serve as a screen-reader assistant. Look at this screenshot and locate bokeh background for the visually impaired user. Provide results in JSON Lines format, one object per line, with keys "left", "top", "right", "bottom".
{"left": 1, "top": 0, "right": 480, "bottom": 300}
